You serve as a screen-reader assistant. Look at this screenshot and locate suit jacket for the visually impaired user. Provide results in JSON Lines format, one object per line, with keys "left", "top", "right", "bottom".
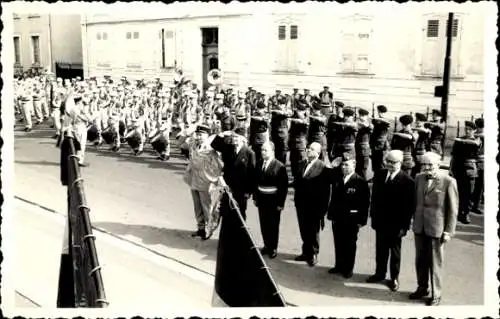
{"left": 370, "top": 169, "right": 415, "bottom": 234}
{"left": 294, "top": 159, "right": 331, "bottom": 218}
{"left": 328, "top": 172, "right": 370, "bottom": 226}
{"left": 253, "top": 158, "right": 288, "bottom": 208}
{"left": 413, "top": 172, "right": 459, "bottom": 238}
{"left": 211, "top": 135, "right": 256, "bottom": 199}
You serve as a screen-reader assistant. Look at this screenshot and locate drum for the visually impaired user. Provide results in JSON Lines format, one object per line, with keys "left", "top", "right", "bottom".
{"left": 87, "top": 124, "right": 99, "bottom": 142}
{"left": 126, "top": 130, "right": 142, "bottom": 150}
{"left": 151, "top": 131, "right": 168, "bottom": 154}
{"left": 101, "top": 127, "right": 116, "bottom": 145}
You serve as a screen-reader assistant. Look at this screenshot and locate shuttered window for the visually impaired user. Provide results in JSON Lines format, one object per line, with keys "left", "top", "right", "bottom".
{"left": 31, "top": 35, "right": 40, "bottom": 65}
{"left": 14, "top": 37, "right": 21, "bottom": 64}
{"left": 278, "top": 25, "right": 286, "bottom": 40}
{"left": 426, "top": 20, "right": 439, "bottom": 37}
{"left": 290, "top": 25, "right": 298, "bottom": 39}
{"left": 275, "top": 23, "right": 299, "bottom": 71}
{"left": 160, "top": 29, "right": 176, "bottom": 68}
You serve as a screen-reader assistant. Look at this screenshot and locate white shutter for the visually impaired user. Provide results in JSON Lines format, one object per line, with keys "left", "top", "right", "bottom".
{"left": 354, "top": 16, "right": 372, "bottom": 73}
{"left": 340, "top": 17, "right": 355, "bottom": 72}
{"left": 276, "top": 25, "right": 288, "bottom": 70}
{"left": 449, "top": 17, "right": 461, "bottom": 77}
{"left": 288, "top": 25, "right": 299, "bottom": 70}
{"left": 421, "top": 17, "right": 442, "bottom": 75}
{"left": 164, "top": 30, "right": 176, "bottom": 68}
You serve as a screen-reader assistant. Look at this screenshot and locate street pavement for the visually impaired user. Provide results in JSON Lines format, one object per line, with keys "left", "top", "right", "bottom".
{"left": 12, "top": 121, "right": 484, "bottom": 307}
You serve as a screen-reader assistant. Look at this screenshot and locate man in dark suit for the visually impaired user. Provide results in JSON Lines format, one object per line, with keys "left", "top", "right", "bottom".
{"left": 327, "top": 153, "right": 370, "bottom": 278}
{"left": 293, "top": 142, "right": 331, "bottom": 267}
{"left": 367, "top": 150, "right": 415, "bottom": 291}
{"left": 253, "top": 141, "right": 288, "bottom": 259}
{"left": 411, "top": 152, "right": 458, "bottom": 306}
{"left": 210, "top": 128, "right": 256, "bottom": 220}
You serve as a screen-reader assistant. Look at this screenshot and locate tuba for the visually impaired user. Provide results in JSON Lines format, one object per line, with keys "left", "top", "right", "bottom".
{"left": 207, "top": 69, "right": 223, "bottom": 86}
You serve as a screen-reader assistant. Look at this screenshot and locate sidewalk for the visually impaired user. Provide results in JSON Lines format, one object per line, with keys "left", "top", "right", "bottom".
{"left": 12, "top": 199, "right": 213, "bottom": 311}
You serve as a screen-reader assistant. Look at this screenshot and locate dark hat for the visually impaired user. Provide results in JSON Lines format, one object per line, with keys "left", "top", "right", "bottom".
{"left": 334, "top": 101, "right": 344, "bottom": 108}
{"left": 296, "top": 99, "right": 308, "bottom": 111}
{"left": 357, "top": 108, "right": 369, "bottom": 116}
{"left": 323, "top": 85, "right": 329, "bottom": 89}
{"left": 343, "top": 107, "right": 355, "bottom": 117}
{"left": 257, "top": 101, "right": 267, "bottom": 109}
{"left": 464, "top": 121, "right": 476, "bottom": 130}
{"left": 377, "top": 105, "right": 387, "bottom": 113}
{"left": 474, "top": 118, "right": 484, "bottom": 129}
{"left": 399, "top": 114, "right": 413, "bottom": 126}
{"left": 196, "top": 124, "right": 211, "bottom": 134}
{"left": 340, "top": 152, "right": 355, "bottom": 162}
{"left": 234, "top": 127, "right": 247, "bottom": 138}
{"left": 275, "top": 89, "right": 282, "bottom": 93}
{"left": 415, "top": 112, "right": 427, "bottom": 122}
{"left": 432, "top": 109, "right": 442, "bottom": 116}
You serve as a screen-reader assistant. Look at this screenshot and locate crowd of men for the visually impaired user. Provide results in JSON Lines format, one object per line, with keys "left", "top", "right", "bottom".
{"left": 14, "top": 69, "right": 484, "bottom": 306}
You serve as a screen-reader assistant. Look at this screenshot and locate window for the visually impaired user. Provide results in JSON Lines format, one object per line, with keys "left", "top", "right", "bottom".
{"left": 13, "top": 13, "right": 20, "bottom": 19}
{"left": 96, "top": 32, "right": 108, "bottom": 41}
{"left": 160, "top": 28, "right": 176, "bottom": 68}
{"left": 31, "top": 35, "right": 40, "bottom": 65}
{"left": 275, "top": 23, "right": 299, "bottom": 71}
{"left": 126, "top": 32, "right": 132, "bottom": 39}
{"left": 13, "top": 37, "right": 21, "bottom": 65}
{"left": 421, "top": 14, "right": 462, "bottom": 77}
{"left": 340, "top": 15, "right": 373, "bottom": 74}
{"left": 133, "top": 32, "right": 139, "bottom": 39}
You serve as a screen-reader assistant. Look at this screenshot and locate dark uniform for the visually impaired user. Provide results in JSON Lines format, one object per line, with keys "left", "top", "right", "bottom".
{"left": 412, "top": 113, "right": 431, "bottom": 177}
{"left": 249, "top": 102, "right": 270, "bottom": 166}
{"left": 270, "top": 102, "right": 290, "bottom": 165}
{"left": 216, "top": 107, "right": 236, "bottom": 132}
{"left": 288, "top": 102, "right": 309, "bottom": 180}
{"left": 391, "top": 115, "right": 416, "bottom": 176}
{"left": 451, "top": 121, "right": 480, "bottom": 224}
{"left": 471, "top": 118, "right": 484, "bottom": 214}
{"left": 332, "top": 108, "right": 357, "bottom": 160}
{"left": 428, "top": 109, "right": 445, "bottom": 156}
{"left": 326, "top": 101, "right": 344, "bottom": 162}
{"left": 308, "top": 106, "right": 328, "bottom": 160}
{"left": 355, "top": 108, "right": 373, "bottom": 180}
{"left": 370, "top": 105, "right": 391, "bottom": 173}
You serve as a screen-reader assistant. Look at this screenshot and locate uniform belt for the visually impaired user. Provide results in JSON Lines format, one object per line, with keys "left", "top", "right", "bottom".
{"left": 357, "top": 142, "right": 370, "bottom": 146}
{"left": 341, "top": 143, "right": 355, "bottom": 147}
{"left": 257, "top": 186, "right": 278, "bottom": 194}
{"left": 464, "top": 159, "right": 477, "bottom": 164}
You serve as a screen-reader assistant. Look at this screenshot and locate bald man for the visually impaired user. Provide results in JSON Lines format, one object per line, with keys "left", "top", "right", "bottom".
{"left": 410, "top": 152, "right": 458, "bottom": 306}
{"left": 293, "top": 142, "right": 331, "bottom": 267}
{"left": 367, "top": 150, "right": 415, "bottom": 291}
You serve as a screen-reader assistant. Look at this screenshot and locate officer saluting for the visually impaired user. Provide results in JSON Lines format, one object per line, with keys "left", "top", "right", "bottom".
{"left": 288, "top": 99, "right": 309, "bottom": 181}
{"left": 391, "top": 114, "right": 418, "bottom": 176}
{"left": 428, "top": 109, "right": 446, "bottom": 156}
{"left": 450, "top": 120, "right": 480, "bottom": 224}
{"left": 326, "top": 101, "right": 345, "bottom": 162}
{"left": 308, "top": 98, "right": 328, "bottom": 160}
{"left": 413, "top": 112, "right": 432, "bottom": 176}
{"left": 355, "top": 107, "right": 373, "bottom": 180}
{"left": 270, "top": 96, "right": 291, "bottom": 165}
{"left": 370, "top": 105, "right": 391, "bottom": 173}
{"left": 332, "top": 107, "right": 357, "bottom": 160}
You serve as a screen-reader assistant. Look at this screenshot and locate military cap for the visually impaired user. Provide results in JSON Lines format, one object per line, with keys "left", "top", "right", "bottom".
{"left": 357, "top": 107, "right": 369, "bottom": 116}
{"left": 323, "top": 85, "right": 329, "bottom": 89}
{"left": 216, "top": 93, "right": 225, "bottom": 99}
{"left": 236, "top": 111, "right": 247, "bottom": 120}
{"left": 399, "top": 114, "right": 414, "bottom": 126}
{"left": 304, "top": 88, "right": 310, "bottom": 92}
{"left": 196, "top": 124, "right": 211, "bottom": 134}
{"left": 343, "top": 107, "right": 355, "bottom": 117}
{"left": 377, "top": 105, "right": 387, "bottom": 113}
{"left": 296, "top": 99, "right": 308, "bottom": 111}
{"left": 334, "top": 101, "right": 344, "bottom": 108}
{"left": 415, "top": 112, "right": 427, "bottom": 122}
{"left": 464, "top": 120, "right": 476, "bottom": 130}
{"left": 474, "top": 118, "right": 484, "bottom": 129}
{"left": 257, "top": 101, "right": 267, "bottom": 109}
{"left": 432, "top": 109, "right": 442, "bottom": 116}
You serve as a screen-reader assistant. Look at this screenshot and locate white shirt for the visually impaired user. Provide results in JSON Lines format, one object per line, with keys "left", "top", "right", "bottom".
{"left": 386, "top": 169, "right": 400, "bottom": 183}
{"left": 262, "top": 158, "right": 273, "bottom": 171}
{"left": 343, "top": 171, "right": 354, "bottom": 184}
{"left": 304, "top": 159, "right": 318, "bottom": 177}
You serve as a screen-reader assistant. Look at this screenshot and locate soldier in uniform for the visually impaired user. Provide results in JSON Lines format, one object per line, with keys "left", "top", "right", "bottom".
{"left": 288, "top": 99, "right": 310, "bottom": 180}
{"left": 332, "top": 107, "right": 357, "bottom": 160}
{"left": 308, "top": 99, "right": 328, "bottom": 160}
{"left": 391, "top": 114, "right": 418, "bottom": 176}
{"left": 18, "top": 80, "right": 34, "bottom": 132}
{"left": 270, "top": 96, "right": 291, "bottom": 165}
{"left": 303, "top": 89, "right": 313, "bottom": 107}
{"left": 471, "top": 118, "right": 484, "bottom": 214}
{"left": 318, "top": 86, "right": 333, "bottom": 109}
{"left": 428, "top": 109, "right": 446, "bottom": 156}
{"left": 450, "top": 121, "right": 480, "bottom": 224}
{"left": 249, "top": 101, "right": 270, "bottom": 166}
{"left": 355, "top": 108, "right": 373, "bottom": 180}
{"left": 370, "top": 105, "right": 391, "bottom": 173}
{"left": 326, "top": 101, "right": 345, "bottom": 162}
{"left": 214, "top": 93, "right": 235, "bottom": 132}
{"left": 413, "top": 113, "right": 432, "bottom": 176}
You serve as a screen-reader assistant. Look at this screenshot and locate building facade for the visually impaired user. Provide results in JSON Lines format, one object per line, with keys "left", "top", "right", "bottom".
{"left": 81, "top": 3, "right": 490, "bottom": 122}
{"left": 13, "top": 13, "right": 83, "bottom": 78}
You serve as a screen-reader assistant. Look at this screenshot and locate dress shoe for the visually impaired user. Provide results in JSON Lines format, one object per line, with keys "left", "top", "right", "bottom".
{"left": 268, "top": 250, "right": 277, "bottom": 259}
{"left": 472, "top": 208, "right": 483, "bottom": 215}
{"left": 294, "top": 254, "right": 308, "bottom": 262}
{"left": 388, "top": 279, "right": 399, "bottom": 291}
{"left": 78, "top": 163, "right": 88, "bottom": 167}
{"left": 260, "top": 247, "right": 269, "bottom": 255}
{"left": 191, "top": 229, "right": 205, "bottom": 238}
{"left": 425, "top": 296, "right": 441, "bottom": 306}
{"left": 458, "top": 214, "right": 471, "bottom": 224}
{"left": 307, "top": 255, "right": 318, "bottom": 267}
{"left": 342, "top": 271, "right": 353, "bottom": 279}
{"left": 366, "top": 274, "right": 385, "bottom": 283}
{"left": 328, "top": 267, "right": 341, "bottom": 274}
{"left": 409, "top": 288, "right": 429, "bottom": 300}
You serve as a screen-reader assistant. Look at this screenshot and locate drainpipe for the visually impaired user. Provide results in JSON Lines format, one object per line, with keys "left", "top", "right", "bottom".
{"left": 47, "top": 14, "right": 54, "bottom": 73}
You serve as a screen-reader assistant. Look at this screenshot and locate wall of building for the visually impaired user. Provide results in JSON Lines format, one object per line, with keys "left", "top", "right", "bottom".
{"left": 82, "top": 3, "right": 489, "bottom": 123}
{"left": 13, "top": 14, "right": 51, "bottom": 70}
{"left": 50, "top": 14, "right": 83, "bottom": 66}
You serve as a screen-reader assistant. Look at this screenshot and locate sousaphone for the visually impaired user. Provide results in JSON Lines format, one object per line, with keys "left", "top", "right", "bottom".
{"left": 207, "top": 69, "right": 223, "bottom": 86}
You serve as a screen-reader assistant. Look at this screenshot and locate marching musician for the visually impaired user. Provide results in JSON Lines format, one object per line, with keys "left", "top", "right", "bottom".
{"left": 270, "top": 96, "right": 291, "bottom": 165}
{"left": 471, "top": 118, "right": 484, "bottom": 215}
{"left": 18, "top": 79, "right": 34, "bottom": 132}
{"left": 318, "top": 85, "right": 333, "bottom": 109}
{"left": 450, "top": 120, "right": 480, "bottom": 224}
{"left": 303, "top": 88, "right": 313, "bottom": 107}
{"left": 390, "top": 114, "right": 418, "bottom": 176}
{"left": 370, "top": 105, "right": 391, "bottom": 173}
{"left": 428, "top": 109, "right": 446, "bottom": 156}
{"left": 288, "top": 99, "right": 310, "bottom": 181}
{"left": 249, "top": 101, "right": 270, "bottom": 166}
{"left": 355, "top": 108, "right": 373, "bottom": 180}
{"left": 253, "top": 141, "right": 288, "bottom": 259}
{"left": 32, "top": 80, "right": 48, "bottom": 124}
{"left": 308, "top": 99, "right": 328, "bottom": 160}
{"left": 413, "top": 112, "right": 432, "bottom": 176}
{"left": 64, "top": 93, "right": 91, "bottom": 167}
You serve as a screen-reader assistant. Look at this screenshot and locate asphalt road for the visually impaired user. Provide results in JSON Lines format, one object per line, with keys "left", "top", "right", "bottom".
{"left": 12, "top": 121, "right": 484, "bottom": 306}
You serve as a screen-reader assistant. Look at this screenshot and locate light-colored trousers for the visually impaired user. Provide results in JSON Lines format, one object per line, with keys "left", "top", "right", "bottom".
{"left": 52, "top": 108, "right": 62, "bottom": 133}
{"left": 190, "top": 189, "right": 211, "bottom": 230}
{"left": 20, "top": 100, "right": 33, "bottom": 129}
{"left": 74, "top": 122, "right": 88, "bottom": 164}
{"left": 33, "top": 99, "right": 49, "bottom": 122}
{"left": 414, "top": 233, "right": 445, "bottom": 298}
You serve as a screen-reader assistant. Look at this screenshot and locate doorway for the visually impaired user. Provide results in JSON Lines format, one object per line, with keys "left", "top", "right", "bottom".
{"left": 201, "top": 27, "right": 219, "bottom": 91}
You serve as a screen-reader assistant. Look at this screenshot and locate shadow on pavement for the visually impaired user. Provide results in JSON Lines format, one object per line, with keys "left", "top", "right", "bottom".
{"left": 15, "top": 159, "right": 60, "bottom": 167}
{"left": 92, "top": 221, "right": 420, "bottom": 305}
{"left": 14, "top": 127, "right": 55, "bottom": 139}
{"left": 453, "top": 213, "right": 484, "bottom": 246}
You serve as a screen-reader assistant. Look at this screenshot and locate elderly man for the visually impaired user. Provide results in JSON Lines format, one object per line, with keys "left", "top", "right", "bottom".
{"left": 410, "top": 152, "right": 458, "bottom": 306}
{"left": 253, "top": 141, "right": 288, "bottom": 259}
{"left": 327, "top": 152, "right": 370, "bottom": 278}
{"left": 294, "top": 142, "right": 331, "bottom": 267}
{"left": 367, "top": 150, "right": 414, "bottom": 291}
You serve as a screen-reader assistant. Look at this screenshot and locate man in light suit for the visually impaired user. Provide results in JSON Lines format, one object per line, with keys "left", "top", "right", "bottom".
{"left": 410, "top": 152, "right": 458, "bottom": 306}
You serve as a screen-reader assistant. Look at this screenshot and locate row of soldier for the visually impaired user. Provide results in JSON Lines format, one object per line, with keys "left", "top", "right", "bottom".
{"left": 14, "top": 73, "right": 484, "bottom": 226}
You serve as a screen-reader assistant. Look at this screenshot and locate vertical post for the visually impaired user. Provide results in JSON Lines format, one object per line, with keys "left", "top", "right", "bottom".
{"left": 440, "top": 12, "right": 454, "bottom": 160}
{"left": 471, "top": 115, "right": 474, "bottom": 122}
{"left": 394, "top": 116, "right": 398, "bottom": 132}
{"left": 426, "top": 106, "right": 430, "bottom": 119}
{"left": 371, "top": 102, "right": 375, "bottom": 118}
{"left": 456, "top": 121, "right": 460, "bottom": 138}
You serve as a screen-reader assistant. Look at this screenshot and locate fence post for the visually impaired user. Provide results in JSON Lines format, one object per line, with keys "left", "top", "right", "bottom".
{"left": 394, "top": 116, "right": 398, "bottom": 132}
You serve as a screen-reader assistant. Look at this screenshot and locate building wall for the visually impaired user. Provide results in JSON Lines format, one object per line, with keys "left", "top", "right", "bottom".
{"left": 13, "top": 13, "right": 83, "bottom": 72}
{"left": 82, "top": 3, "right": 489, "bottom": 123}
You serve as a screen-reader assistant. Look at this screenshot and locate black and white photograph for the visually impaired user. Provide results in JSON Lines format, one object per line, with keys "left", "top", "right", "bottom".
{"left": 1, "top": 1, "right": 497, "bottom": 317}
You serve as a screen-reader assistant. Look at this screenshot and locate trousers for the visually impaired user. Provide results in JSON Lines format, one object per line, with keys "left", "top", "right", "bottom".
{"left": 414, "top": 234, "right": 444, "bottom": 298}
{"left": 375, "top": 230, "right": 402, "bottom": 280}
{"left": 190, "top": 189, "right": 211, "bottom": 230}
{"left": 333, "top": 222, "right": 359, "bottom": 274}
{"left": 258, "top": 204, "right": 282, "bottom": 251}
